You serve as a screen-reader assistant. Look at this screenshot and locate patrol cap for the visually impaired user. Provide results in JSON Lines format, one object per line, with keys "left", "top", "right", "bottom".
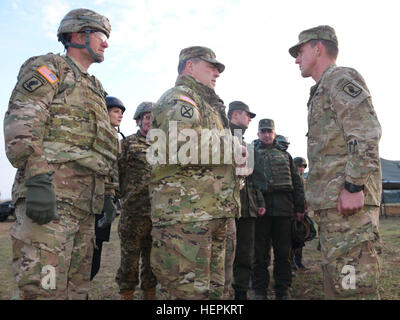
{"left": 258, "top": 119, "right": 275, "bottom": 131}
{"left": 289, "top": 25, "right": 338, "bottom": 58}
{"left": 133, "top": 101, "right": 155, "bottom": 120}
{"left": 179, "top": 46, "right": 225, "bottom": 73}
{"left": 228, "top": 101, "right": 256, "bottom": 118}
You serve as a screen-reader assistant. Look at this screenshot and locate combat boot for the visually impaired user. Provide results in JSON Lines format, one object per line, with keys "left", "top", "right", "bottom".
{"left": 120, "top": 290, "right": 134, "bottom": 300}
{"left": 143, "top": 287, "right": 157, "bottom": 300}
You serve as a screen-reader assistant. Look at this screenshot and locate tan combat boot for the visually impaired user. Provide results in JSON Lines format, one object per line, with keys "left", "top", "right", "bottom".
{"left": 120, "top": 290, "right": 134, "bottom": 300}
{"left": 143, "top": 287, "right": 156, "bottom": 300}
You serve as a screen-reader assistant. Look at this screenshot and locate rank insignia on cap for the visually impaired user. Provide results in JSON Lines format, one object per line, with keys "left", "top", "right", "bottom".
{"left": 37, "top": 65, "right": 58, "bottom": 84}
{"left": 179, "top": 95, "right": 197, "bottom": 108}
{"left": 181, "top": 105, "right": 194, "bottom": 118}
{"left": 22, "top": 76, "right": 44, "bottom": 93}
{"left": 343, "top": 82, "right": 362, "bottom": 98}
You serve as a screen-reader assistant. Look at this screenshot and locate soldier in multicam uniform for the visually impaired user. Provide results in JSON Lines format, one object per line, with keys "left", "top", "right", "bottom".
{"left": 289, "top": 25, "right": 382, "bottom": 299}
{"left": 3, "top": 8, "right": 118, "bottom": 299}
{"left": 227, "top": 101, "right": 266, "bottom": 300}
{"left": 252, "top": 119, "right": 305, "bottom": 300}
{"left": 91, "top": 96, "right": 125, "bottom": 281}
{"left": 149, "top": 46, "right": 241, "bottom": 300}
{"left": 116, "top": 102, "right": 158, "bottom": 300}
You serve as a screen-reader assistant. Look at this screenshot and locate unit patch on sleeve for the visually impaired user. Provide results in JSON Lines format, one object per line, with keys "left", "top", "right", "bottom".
{"left": 342, "top": 81, "right": 362, "bottom": 98}
{"left": 181, "top": 105, "right": 194, "bottom": 118}
{"left": 37, "top": 65, "right": 58, "bottom": 84}
{"left": 22, "top": 76, "right": 44, "bottom": 93}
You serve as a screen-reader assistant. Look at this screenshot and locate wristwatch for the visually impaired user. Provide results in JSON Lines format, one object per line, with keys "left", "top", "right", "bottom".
{"left": 344, "top": 181, "right": 364, "bottom": 193}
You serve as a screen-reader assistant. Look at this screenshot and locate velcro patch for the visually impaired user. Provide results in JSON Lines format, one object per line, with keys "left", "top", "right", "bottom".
{"left": 342, "top": 82, "right": 362, "bottom": 98}
{"left": 37, "top": 65, "right": 58, "bottom": 84}
{"left": 181, "top": 105, "right": 194, "bottom": 118}
{"left": 22, "top": 76, "right": 44, "bottom": 93}
{"left": 179, "top": 95, "right": 196, "bottom": 107}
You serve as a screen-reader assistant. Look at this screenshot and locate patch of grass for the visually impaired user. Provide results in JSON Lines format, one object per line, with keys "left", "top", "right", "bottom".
{"left": 1, "top": 215, "right": 400, "bottom": 300}
{"left": 290, "top": 216, "right": 400, "bottom": 300}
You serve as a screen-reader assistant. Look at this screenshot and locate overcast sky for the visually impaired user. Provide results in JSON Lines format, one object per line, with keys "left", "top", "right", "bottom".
{"left": 1, "top": 0, "right": 399, "bottom": 200}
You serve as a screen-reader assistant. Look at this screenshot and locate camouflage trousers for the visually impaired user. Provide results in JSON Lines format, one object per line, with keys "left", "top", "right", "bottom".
{"left": 10, "top": 200, "right": 95, "bottom": 300}
{"left": 223, "top": 217, "right": 236, "bottom": 300}
{"left": 316, "top": 205, "right": 382, "bottom": 300}
{"left": 116, "top": 215, "right": 157, "bottom": 292}
{"left": 151, "top": 218, "right": 228, "bottom": 300}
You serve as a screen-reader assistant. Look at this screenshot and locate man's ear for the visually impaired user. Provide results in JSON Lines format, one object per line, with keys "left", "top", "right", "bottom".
{"left": 70, "top": 32, "right": 85, "bottom": 45}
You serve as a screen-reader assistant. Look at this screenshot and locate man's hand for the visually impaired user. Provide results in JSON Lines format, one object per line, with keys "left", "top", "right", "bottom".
{"left": 257, "top": 207, "right": 266, "bottom": 217}
{"left": 236, "top": 145, "right": 254, "bottom": 176}
{"left": 25, "top": 172, "right": 59, "bottom": 225}
{"left": 337, "top": 189, "right": 364, "bottom": 217}
{"left": 97, "top": 195, "right": 117, "bottom": 229}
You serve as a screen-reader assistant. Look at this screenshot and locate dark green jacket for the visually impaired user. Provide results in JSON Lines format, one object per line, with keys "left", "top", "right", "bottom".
{"left": 230, "top": 122, "right": 265, "bottom": 218}
{"left": 253, "top": 139, "right": 305, "bottom": 216}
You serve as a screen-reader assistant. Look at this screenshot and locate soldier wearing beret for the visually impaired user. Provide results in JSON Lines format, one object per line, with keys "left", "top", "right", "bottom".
{"left": 252, "top": 119, "right": 305, "bottom": 300}
{"left": 289, "top": 25, "right": 382, "bottom": 299}
{"left": 149, "top": 46, "right": 242, "bottom": 299}
{"left": 4, "top": 8, "right": 118, "bottom": 299}
{"left": 227, "top": 101, "right": 266, "bottom": 300}
{"left": 115, "top": 102, "right": 158, "bottom": 300}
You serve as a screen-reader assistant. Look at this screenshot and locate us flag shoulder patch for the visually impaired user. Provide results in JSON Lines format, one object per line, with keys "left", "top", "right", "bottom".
{"left": 179, "top": 95, "right": 196, "bottom": 108}
{"left": 37, "top": 65, "right": 58, "bottom": 84}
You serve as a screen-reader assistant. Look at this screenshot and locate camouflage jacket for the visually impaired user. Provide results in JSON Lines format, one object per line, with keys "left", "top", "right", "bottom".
{"left": 306, "top": 64, "right": 382, "bottom": 210}
{"left": 229, "top": 122, "right": 264, "bottom": 218}
{"left": 4, "top": 53, "right": 119, "bottom": 215}
{"left": 118, "top": 130, "right": 151, "bottom": 216}
{"left": 149, "top": 75, "right": 240, "bottom": 226}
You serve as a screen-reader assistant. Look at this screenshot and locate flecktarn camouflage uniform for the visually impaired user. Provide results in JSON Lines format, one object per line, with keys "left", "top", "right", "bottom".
{"left": 116, "top": 129, "right": 157, "bottom": 296}
{"left": 149, "top": 73, "right": 240, "bottom": 300}
{"left": 307, "top": 64, "right": 382, "bottom": 299}
{"left": 4, "top": 53, "right": 118, "bottom": 299}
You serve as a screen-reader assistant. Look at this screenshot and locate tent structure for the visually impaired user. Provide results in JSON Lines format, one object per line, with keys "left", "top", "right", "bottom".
{"left": 380, "top": 158, "right": 400, "bottom": 216}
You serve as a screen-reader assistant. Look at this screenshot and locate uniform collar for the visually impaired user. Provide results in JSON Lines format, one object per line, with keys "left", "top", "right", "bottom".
{"left": 64, "top": 55, "right": 89, "bottom": 75}
{"left": 176, "top": 75, "right": 221, "bottom": 104}
{"left": 309, "top": 64, "right": 336, "bottom": 102}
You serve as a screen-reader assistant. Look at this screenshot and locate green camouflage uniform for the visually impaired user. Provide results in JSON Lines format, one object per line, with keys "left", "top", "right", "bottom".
{"left": 4, "top": 53, "right": 118, "bottom": 299}
{"left": 116, "top": 130, "right": 157, "bottom": 293}
{"left": 149, "top": 74, "right": 240, "bottom": 300}
{"left": 306, "top": 64, "right": 382, "bottom": 299}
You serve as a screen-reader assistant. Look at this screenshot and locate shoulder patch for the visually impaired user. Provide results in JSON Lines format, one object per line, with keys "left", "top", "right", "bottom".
{"left": 22, "top": 76, "right": 44, "bottom": 93}
{"left": 180, "top": 105, "right": 194, "bottom": 118}
{"left": 179, "top": 95, "right": 197, "bottom": 107}
{"left": 342, "top": 81, "right": 362, "bottom": 98}
{"left": 37, "top": 65, "right": 58, "bottom": 84}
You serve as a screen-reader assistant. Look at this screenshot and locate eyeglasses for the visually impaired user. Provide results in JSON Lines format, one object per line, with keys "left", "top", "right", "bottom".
{"left": 80, "top": 30, "right": 108, "bottom": 42}
{"left": 142, "top": 115, "right": 151, "bottom": 120}
{"left": 260, "top": 128, "right": 273, "bottom": 133}
{"left": 91, "top": 31, "right": 108, "bottom": 42}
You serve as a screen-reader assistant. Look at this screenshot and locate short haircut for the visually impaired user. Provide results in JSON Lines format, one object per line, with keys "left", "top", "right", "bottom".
{"left": 227, "top": 109, "right": 244, "bottom": 120}
{"left": 178, "top": 57, "right": 201, "bottom": 74}
{"left": 309, "top": 39, "right": 339, "bottom": 59}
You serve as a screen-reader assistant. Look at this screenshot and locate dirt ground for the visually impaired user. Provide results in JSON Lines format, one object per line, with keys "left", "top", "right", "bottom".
{"left": 1, "top": 215, "right": 399, "bottom": 300}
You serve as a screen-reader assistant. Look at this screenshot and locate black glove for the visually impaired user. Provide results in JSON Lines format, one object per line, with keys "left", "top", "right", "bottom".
{"left": 97, "top": 195, "right": 117, "bottom": 229}
{"left": 24, "top": 172, "right": 59, "bottom": 225}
